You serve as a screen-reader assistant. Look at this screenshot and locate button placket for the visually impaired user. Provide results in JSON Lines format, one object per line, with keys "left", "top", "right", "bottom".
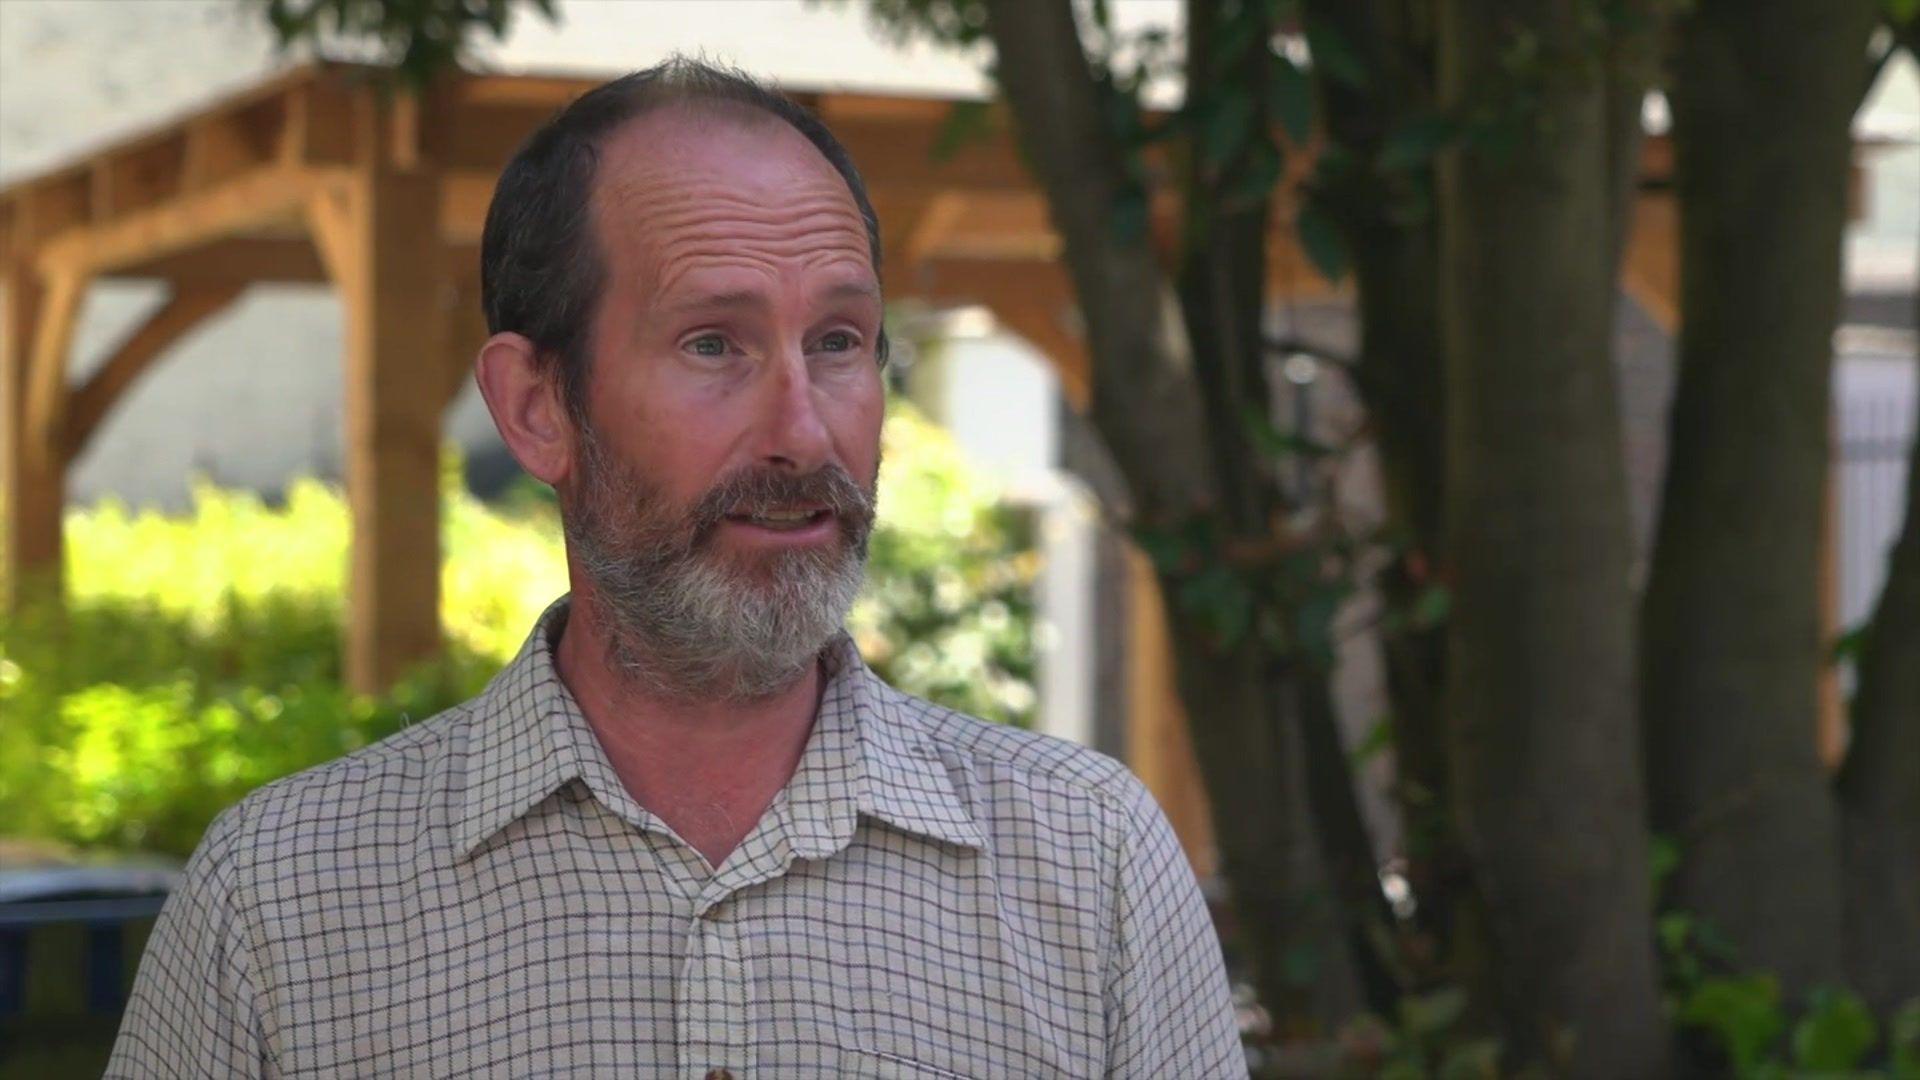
{"left": 677, "top": 903, "right": 751, "bottom": 1079}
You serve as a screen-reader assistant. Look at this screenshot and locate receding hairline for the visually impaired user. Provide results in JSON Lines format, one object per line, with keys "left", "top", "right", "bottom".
{"left": 584, "top": 102, "right": 878, "bottom": 286}
{"left": 590, "top": 99, "right": 853, "bottom": 197}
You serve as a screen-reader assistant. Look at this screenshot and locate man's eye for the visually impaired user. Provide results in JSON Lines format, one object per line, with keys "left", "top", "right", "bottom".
{"left": 818, "top": 331, "right": 856, "bottom": 352}
{"left": 688, "top": 334, "right": 727, "bottom": 357}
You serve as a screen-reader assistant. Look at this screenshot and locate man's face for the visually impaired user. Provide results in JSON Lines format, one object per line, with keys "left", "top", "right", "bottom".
{"left": 562, "top": 107, "right": 886, "bottom": 699}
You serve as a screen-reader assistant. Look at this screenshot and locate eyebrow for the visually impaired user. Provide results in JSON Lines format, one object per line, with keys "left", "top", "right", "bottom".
{"left": 662, "top": 289, "right": 766, "bottom": 317}
{"left": 661, "top": 280, "right": 882, "bottom": 317}
{"left": 820, "top": 280, "right": 882, "bottom": 304}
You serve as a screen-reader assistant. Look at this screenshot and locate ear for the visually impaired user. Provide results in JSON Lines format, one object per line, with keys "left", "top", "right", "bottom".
{"left": 474, "top": 332, "right": 577, "bottom": 488}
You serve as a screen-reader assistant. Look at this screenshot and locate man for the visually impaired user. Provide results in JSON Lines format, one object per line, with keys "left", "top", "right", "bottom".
{"left": 108, "top": 59, "right": 1242, "bottom": 1079}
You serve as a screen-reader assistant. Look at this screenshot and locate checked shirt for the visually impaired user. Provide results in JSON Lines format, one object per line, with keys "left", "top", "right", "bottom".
{"left": 108, "top": 598, "right": 1243, "bottom": 1078}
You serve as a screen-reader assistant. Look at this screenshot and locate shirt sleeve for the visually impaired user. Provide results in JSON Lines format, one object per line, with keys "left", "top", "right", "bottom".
{"left": 106, "top": 801, "right": 270, "bottom": 1079}
{"left": 1103, "top": 777, "right": 1247, "bottom": 1079}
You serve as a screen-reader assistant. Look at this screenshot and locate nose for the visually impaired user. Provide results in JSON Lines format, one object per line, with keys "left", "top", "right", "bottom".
{"left": 753, "top": 348, "right": 834, "bottom": 473}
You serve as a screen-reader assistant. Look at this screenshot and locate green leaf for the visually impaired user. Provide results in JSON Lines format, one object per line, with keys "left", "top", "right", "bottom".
{"left": 1402, "top": 987, "right": 1469, "bottom": 1036}
{"left": 1297, "top": 203, "right": 1350, "bottom": 282}
{"left": 1293, "top": 583, "right": 1347, "bottom": 665}
{"left": 1201, "top": 91, "right": 1257, "bottom": 171}
{"left": 1792, "top": 987, "right": 1877, "bottom": 1071}
{"left": 1350, "top": 716, "right": 1395, "bottom": 766}
{"left": 1270, "top": 56, "right": 1314, "bottom": 142}
{"left": 1830, "top": 622, "right": 1870, "bottom": 664}
{"left": 1282, "top": 941, "right": 1320, "bottom": 986}
{"left": 1411, "top": 584, "right": 1451, "bottom": 629}
{"left": 1304, "top": 19, "right": 1368, "bottom": 88}
{"left": 1679, "top": 974, "right": 1786, "bottom": 1072}
{"left": 1649, "top": 833, "right": 1682, "bottom": 895}
{"left": 1178, "top": 564, "right": 1256, "bottom": 646}
{"left": 1132, "top": 525, "right": 1192, "bottom": 574}
{"left": 1245, "top": 408, "right": 1337, "bottom": 460}
{"left": 1437, "top": 1039, "right": 1502, "bottom": 1080}
{"left": 1891, "top": 997, "right": 1920, "bottom": 1078}
{"left": 1656, "top": 911, "right": 1693, "bottom": 957}
{"left": 1378, "top": 114, "right": 1460, "bottom": 172}
{"left": 1230, "top": 136, "right": 1285, "bottom": 204}
{"left": 1109, "top": 186, "right": 1151, "bottom": 245}
{"left": 931, "top": 99, "right": 993, "bottom": 163}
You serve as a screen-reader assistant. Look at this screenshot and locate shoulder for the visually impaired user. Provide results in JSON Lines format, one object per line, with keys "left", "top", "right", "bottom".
{"left": 878, "top": 680, "right": 1158, "bottom": 828}
{"left": 211, "top": 696, "right": 480, "bottom": 871}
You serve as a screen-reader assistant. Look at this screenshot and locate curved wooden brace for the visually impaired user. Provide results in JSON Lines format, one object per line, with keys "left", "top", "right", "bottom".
{"left": 61, "top": 282, "right": 247, "bottom": 458}
{"left": 24, "top": 264, "right": 88, "bottom": 472}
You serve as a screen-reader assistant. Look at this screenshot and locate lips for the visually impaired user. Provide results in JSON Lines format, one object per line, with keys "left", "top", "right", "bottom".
{"left": 725, "top": 505, "right": 833, "bottom": 531}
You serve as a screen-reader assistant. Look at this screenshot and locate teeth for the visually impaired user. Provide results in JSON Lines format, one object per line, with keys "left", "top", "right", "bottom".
{"left": 750, "top": 509, "right": 817, "bottom": 523}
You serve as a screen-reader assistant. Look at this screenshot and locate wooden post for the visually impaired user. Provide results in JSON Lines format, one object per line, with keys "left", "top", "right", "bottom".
{"left": 314, "top": 166, "right": 448, "bottom": 693}
{"left": 2, "top": 263, "right": 70, "bottom": 612}
{"left": 1123, "top": 546, "right": 1219, "bottom": 879}
{"left": 1818, "top": 438, "right": 1846, "bottom": 769}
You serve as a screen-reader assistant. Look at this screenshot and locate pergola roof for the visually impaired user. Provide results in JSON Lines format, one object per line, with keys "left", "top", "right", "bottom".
{"left": 0, "top": 60, "right": 1700, "bottom": 398}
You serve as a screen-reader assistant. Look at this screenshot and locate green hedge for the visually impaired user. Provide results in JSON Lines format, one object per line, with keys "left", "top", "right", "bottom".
{"left": 0, "top": 404, "right": 1035, "bottom": 858}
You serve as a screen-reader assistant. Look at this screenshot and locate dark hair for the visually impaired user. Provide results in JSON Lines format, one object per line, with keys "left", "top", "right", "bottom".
{"left": 479, "top": 57, "right": 888, "bottom": 419}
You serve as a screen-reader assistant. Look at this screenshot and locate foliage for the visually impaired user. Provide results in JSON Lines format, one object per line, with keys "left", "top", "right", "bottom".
{"left": 853, "top": 405, "right": 1038, "bottom": 725}
{"left": 0, "top": 405, "right": 1036, "bottom": 858}
{"left": 1330, "top": 988, "right": 1505, "bottom": 1080}
{"left": 1655, "top": 866, "right": 1920, "bottom": 1078}
{"left": 257, "top": 0, "right": 558, "bottom": 85}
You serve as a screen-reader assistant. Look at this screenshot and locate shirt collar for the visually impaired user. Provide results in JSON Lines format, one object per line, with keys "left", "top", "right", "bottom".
{"left": 453, "top": 597, "right": 986, "bottom": 861}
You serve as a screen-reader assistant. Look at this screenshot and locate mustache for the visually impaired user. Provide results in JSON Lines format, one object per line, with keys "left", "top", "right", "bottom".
{"left": 684, "top": 463, "right": 875, "bottom": 543}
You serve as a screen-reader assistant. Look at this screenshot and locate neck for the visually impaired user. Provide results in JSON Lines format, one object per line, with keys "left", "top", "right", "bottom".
{"left": 553, "top": 588, "right": 825, "bottom": 870}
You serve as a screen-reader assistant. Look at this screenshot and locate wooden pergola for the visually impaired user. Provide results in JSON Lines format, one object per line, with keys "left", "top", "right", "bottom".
{"left": 0, "top": 62, "right": 1693, "bottom": 869}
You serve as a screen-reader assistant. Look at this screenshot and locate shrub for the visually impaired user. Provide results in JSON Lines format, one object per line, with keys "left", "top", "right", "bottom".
{"left": 0, "top": 403, "right": 1036, "bottom": 858}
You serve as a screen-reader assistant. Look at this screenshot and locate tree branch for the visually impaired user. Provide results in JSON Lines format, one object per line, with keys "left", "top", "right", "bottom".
{"left": 977, "top": 0, "right": 1219, "bottom": 527}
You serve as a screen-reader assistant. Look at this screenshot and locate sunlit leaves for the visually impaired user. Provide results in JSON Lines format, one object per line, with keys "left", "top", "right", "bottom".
{"left": 3, "top": 407, "right": 1039, "bottom": 858}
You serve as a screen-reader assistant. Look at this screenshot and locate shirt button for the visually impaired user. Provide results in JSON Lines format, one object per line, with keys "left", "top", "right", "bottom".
{"left": 703, "top": 1070, "right": 735, "bottom": 1080}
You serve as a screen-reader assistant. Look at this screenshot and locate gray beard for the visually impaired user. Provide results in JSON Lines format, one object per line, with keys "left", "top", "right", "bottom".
{"left": 563, "top": 423, "right": 874, "bottom": 702}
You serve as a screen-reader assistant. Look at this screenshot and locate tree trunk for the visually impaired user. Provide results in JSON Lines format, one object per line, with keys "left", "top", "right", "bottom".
{"left": 1302, "top": 0, "right": 1468, "bottom": 988}
{"left": 1436, "top": 2, "right": 1668, "bottom": 1073}
{"left": 1642, "top": 0, "right": 1876, "bottom": 996}
{"left": 1835, "top": 229, "right": 1920, "bottom": 1011}
{"left": 978, "top": 0, "right": 1369, "bottom": 1026}
{"left": 1163, "top": 607, "right": 1367, "bottom": 1025}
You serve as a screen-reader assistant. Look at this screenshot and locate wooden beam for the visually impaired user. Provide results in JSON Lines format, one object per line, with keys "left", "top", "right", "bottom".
{"left": 305, "top": 184, "right": 355, "bottom": 287}
{"left": 282, "top": 80, "right": 357, "bottom": 168}
{"left": 1623, "top": 190, "right": 1680, "bottom": 331}
{"left": 62, "top": 283, "right": 247, "bottom": 457}
{"left": 450, "top": 73, "right": 596, "bottom": 109}
{"left": 906, "top": 256, "right": 1076, "bottom": 308}
{"left": 92, "top": 135, "right": 188, "bottom": 221}
{"left": 900, "top": 192, "right": 970, "bottom": 268}
{"left": 1, "top": 265, "right": 64, "bottom": 611}
{"left": 0, "top": 199, "right": 16, "bottom": 267}
{"left": 439, "top": 171, "right": 496, "bottom": 243}
{"left": 444, "top": 272, "right": 488, "bottom": 407}
{"left": 183, "top": 105, "right": 280, "bottom": 189}
{"left": 18, "top": 172, "right": 92, "bottom": 248}
{"left": 109, "top": 236, "right": 328, "bottom": 285}
{"left": 327, "top": 168, "right": 450, "bottom": 692}
{"left": 35, "top": 165, "right": 335, "bottom": 280}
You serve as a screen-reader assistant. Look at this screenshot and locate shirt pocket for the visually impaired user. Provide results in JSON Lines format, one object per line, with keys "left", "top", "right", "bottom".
{"left": 835, "top": 1047, "right": 978, "bottom": 1080}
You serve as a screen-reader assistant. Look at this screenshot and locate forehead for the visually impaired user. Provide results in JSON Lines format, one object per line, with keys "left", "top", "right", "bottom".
{"left": 589, "top": 106, "right": 873, "bottom": 278}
